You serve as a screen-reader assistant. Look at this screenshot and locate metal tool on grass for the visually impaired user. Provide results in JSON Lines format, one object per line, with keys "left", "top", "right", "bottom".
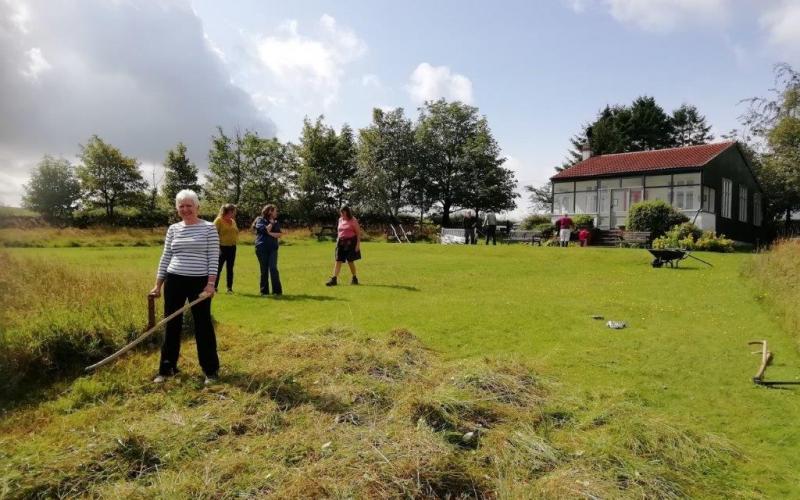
{"left": 748, "top": 340, "right": 800, "bottom": 387}
{"left": 85, "top": 292, "right": 211, "bottom": 372}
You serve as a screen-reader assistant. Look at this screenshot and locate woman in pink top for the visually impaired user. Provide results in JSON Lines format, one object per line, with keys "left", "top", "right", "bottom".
{"left": 326, "top": 206, "right": 361, "bottom": 286}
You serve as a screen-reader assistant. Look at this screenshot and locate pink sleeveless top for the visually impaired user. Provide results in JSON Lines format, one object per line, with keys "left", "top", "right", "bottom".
{"left": 338, "top": 217, "right": 358, "bottom": 239}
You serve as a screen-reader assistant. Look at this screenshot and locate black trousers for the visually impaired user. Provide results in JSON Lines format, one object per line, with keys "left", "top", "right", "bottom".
{"left": 159, "top": 273, "right": 219, "bottom": 377}
{"left": 256, "top": 245, "right": 282, "bottom": 295}
{"left": 215, "top": 245, "right": 236, "bottom": 290}
{"left": 464, "top": 228, "right": 476, "bottom": 244}
{"left": 485, "top": 225, "right": 497, "bottom": 245}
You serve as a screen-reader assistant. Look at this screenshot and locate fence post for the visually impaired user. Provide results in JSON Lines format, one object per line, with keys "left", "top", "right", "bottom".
{"left": 147, "top": 294, "right": 156, "bottom": 330}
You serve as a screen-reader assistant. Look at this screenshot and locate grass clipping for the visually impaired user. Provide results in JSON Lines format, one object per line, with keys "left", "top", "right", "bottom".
{"left": 2, "top": 328, "right": 740, "bottom": 498}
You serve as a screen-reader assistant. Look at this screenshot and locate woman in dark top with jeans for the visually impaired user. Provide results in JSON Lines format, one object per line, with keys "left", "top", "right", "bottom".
{"left": 253, "top": 204, "right": 283, "bottom": 296}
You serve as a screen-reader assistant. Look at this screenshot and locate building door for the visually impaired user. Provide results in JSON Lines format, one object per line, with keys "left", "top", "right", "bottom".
{"left": 610, "top": 189, "right": 627, "bottom": 228}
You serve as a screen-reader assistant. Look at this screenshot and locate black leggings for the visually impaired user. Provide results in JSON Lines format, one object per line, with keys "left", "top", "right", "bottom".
{"left": 159, "top": 273, "right": 219, "bottom": 377}
{"left": 215, "top": 245, "right": 236, "bottom": 290}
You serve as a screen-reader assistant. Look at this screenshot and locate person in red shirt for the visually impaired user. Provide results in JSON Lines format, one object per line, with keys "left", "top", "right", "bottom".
{"left": 556, "top": 214, "right": 573, "bottom": 247}
{"left": 326, "top": 206, "right": 362, "bottom": 286}
{"left": 578, "top": 227, "right": 591, "bottom": 247}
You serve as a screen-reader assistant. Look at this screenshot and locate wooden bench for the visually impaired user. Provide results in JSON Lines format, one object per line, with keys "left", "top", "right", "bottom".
{"left": 595, "top": 229, "right": 651, "bottom": 247}
{"left": 506, "top": 230, "right": 543, "bottom": 245}
{"left": 315, "top": 225, "right": 337, "bottom": 241}
{"left": 619, "top": 230, "right": 651, "bottom": 247}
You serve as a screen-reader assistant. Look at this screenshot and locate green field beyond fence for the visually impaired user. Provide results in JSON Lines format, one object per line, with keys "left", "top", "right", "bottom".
{"left": 1, "top": 242, "right": 799, "bottom": 497}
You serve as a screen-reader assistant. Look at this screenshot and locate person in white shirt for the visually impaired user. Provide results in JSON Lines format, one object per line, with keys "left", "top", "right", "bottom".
{"left": 149, "top": 189, "right": 220, "bottom": 385}
{"left": 483, "top": 210, "right": 498, "bottom": 245}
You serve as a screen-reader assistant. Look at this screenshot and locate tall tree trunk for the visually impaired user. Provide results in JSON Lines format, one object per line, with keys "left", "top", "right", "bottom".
{"left": 442, "top": 202, "right": 451, "bottom": 227}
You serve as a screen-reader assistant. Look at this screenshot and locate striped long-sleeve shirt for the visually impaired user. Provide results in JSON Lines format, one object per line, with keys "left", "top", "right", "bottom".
{"left": 156, "top": 220, "right": 220, "bottom": 280}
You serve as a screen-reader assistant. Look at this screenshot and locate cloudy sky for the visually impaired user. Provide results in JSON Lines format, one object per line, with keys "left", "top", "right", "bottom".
{"left": 1, "top": 0, "right": 799, "bottom": 213}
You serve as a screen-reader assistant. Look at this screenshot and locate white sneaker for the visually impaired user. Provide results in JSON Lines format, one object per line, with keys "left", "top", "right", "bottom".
{"left": 204, "top": 376, "right": 218, "bottom": 386}
{"left": 153, "top": 375, "right": 166, "bottom": 384}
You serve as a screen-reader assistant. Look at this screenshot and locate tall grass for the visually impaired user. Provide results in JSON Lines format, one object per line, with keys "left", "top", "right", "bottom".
{"left": 748, "top": 238, "right": 800, "bottom": 343}
{"left": 0, "top": 226, "right": 330, "bottom": 248}
{"left": 0, "top": 251, "right": 152, "bottom": 399}
{"left": 0, "top": 328, "right": 740, "bottom": 498}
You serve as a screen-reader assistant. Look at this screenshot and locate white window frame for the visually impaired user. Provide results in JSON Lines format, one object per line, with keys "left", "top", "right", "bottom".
{"left": 721, "top": 178, "right": 732, "bottom": 219}
{"left": 739, "top": 186, "right": 748, "bottom": 222}
{"left": 702, "top": 186, "right": 716, "bottom": 213}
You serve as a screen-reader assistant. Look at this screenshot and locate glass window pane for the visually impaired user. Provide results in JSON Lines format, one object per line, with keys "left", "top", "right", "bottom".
{"left": 599, "top": 178, "right": 621, "bottom": 189}
{"left": 575, "top": 192, "right": 597, "bottom": 214}
{"left": 575, "top": 180, "right": 597, "bottom": 191}
{"left": 672, "top": 173, "right": 701, "bottom": 185}
{"left": 621, "top": 176, "right": 644, "bottom": 187}
{"left": 553, "top": 182, "right": 573, "bottom": 194}
{"left": 645, "top": 187, "right": 670, "bottom": 202}
{"left": 645, "top": 175, "right": 671, "bottom": 187}
{"left": 554, "top": 193, "right": 573, "bottom": 213}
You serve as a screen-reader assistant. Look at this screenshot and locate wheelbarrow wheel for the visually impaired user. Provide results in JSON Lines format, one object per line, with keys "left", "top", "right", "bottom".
{"left": 652, "top": 258, "right": 663, "bottom": 268}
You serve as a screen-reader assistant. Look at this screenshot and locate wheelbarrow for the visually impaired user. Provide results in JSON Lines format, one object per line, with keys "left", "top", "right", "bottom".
{"left": 648, "top": 248, "right": 713, "bottom": 268}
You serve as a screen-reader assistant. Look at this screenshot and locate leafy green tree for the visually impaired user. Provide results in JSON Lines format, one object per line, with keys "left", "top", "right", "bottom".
{"left": 525, "top": 182, "right": 553, "bottom": 213}
{"left": 163, "top": 142, "right": 200, "bottom": 205}
{"left": 22, "top": 155, "right": 82, "bottom": 222}
{"left": 76, "top": 135, "right": 146, "bottom": 220}
{"left": 240, "top": 135, "right": 297, "bottom": 216}
{"left": 671, "top": 104, "right": 714, "bottom": 146}
{"left": 462, "top": 119, "right": 518, "bottom": 214}
{"left": 628, "top": 96, "right": 675, "bottom": 151}
{"left": 330, "top": 124, "right": 358, "bottom": 208}
{"left": 741, "top": 63, "right": 800, "bottom": 226}
{"left": 415, "top": 100, "right": 474, "bottom": 225}
{"left": 355, "top": 108, "right": 418, "bottom": 219}
{"left": 416, "top": 99, "right": 516, "bottom": 224}
{"left": 205, "top": 127, "right": 245, "bottom": 204}
{"left": 296, "top": 116, "right": 347, "bottom": 220}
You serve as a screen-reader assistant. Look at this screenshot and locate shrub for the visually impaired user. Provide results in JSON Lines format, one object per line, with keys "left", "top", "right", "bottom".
{"left": 627, "top": 200, "right": 688, "bottom": 237}
{"left": 521, "top": 214, "right": 552, "bottom": 230}
{"left": 72, "top": 208, "right": 170, "bottom": 228}
{"left": 652, "top": 226, "right": 734, "bottom": 252}
{"left": 534, "top": 223, "right": 555, "bottom": 239}
{"left": 572, "top": 214, "right": 594, "bottom": 228}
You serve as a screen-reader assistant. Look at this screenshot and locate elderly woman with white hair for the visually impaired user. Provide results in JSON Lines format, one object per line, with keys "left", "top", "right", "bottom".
{"left": 149, "top": 189, "right": 220, "bottom": 385}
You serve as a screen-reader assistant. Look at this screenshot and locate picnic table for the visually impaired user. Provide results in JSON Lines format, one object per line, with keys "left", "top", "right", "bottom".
{"left": 315, "top": 225, "right": 337, "bottom": 241}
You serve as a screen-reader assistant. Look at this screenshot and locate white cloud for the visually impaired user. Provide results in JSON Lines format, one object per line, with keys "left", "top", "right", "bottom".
{"left": 407, "top": 63, "right": 474, "bottom": 104}
{"left": 362, "top": 73, "right": 381, "bottom": 88}
{"left": 760, "top": 1, "right": 800, "bottom": 64}
{"left": 251, "top": 14, "right": 367, "bottom": 109}
{"left": 565, "top": 0, "right": 589, "bottom": 13}
{"left": 0, "top": 0, "right": 274, "bottom": 205}
{"left": 567, "top": 0, "right": 731, "bottom": 33}
{"left": 20, "top": 47, "right": 50, "bottom": 81}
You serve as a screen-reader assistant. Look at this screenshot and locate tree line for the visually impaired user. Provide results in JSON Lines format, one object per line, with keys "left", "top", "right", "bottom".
{"left": 22, "top": 99, "right": 518, "bottom": 227}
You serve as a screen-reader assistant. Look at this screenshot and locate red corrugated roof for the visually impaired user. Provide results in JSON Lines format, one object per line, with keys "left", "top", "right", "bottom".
{"left": 551, "top": 141, "right": 736, "bottom": 180}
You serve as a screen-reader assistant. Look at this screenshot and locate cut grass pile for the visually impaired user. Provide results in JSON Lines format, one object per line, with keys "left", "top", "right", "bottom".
{"left": 0, "top": 327, "right": 739, "bottom": 498}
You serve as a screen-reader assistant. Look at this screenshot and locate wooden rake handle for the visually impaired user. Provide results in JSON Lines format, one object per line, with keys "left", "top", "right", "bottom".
{"left": 748, "top": 340, "right": 772, "bottom": 383}
{"left": 85, "top": 293, "right": 211, "bottom": 372}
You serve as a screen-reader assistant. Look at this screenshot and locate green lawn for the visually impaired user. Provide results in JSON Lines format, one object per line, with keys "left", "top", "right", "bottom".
{"left": 4, "top": 241, "right": 800, "bottom": 496}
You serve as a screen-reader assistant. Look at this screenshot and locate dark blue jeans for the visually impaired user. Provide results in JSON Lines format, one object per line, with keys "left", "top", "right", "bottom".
{"left": 256, "top": 245, "right": 282, "bottom": 295}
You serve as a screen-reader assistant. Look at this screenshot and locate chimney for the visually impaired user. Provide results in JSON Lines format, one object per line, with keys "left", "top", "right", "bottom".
{"left": 580, "top": 143, "right": 592, "bottom": 161}
{"left": 581, "top": 126, "right": 594, "bottom": 161}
